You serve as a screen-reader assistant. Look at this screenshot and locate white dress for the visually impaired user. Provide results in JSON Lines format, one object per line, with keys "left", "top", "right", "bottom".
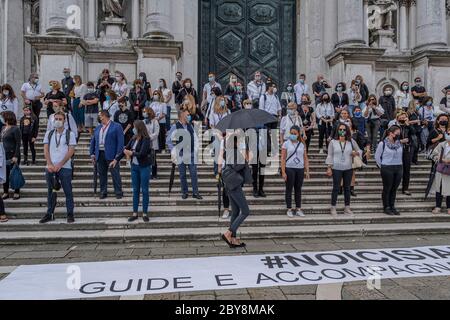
{"left": 431, "top": 142, "right": 450, "bottom": 197}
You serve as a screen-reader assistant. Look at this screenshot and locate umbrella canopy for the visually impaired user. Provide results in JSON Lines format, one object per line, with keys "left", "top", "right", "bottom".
{"left": 215, "top": 109, "right": 278, "bottom": 133}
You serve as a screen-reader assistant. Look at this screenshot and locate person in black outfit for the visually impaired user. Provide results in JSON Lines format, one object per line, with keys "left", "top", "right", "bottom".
{"left": 19, "top": 106, "right": 38, "bottom": 166}
{"left": 379, "top": 85, "right": 396, "bottom": 137}
{"left": 230, "top": 83, "right": 248, "bottom": 113}
{"left": 1, "top": 111, "right": 21, "bottom": 200}
{"left": 249, "top": 126, "right": 267, "bottom": 198}
{"left": 312, "top": 74, "right": 331, "bottom": 105}
{"left": 61, "top": 68, "right": 75, "bottom": 110}
{"left": 129, "top": 79, "right": 148, "bottom": 120}
{"left": 172, "top": 72, "right": 183, "bottom": 107}
{"left": 331, "top": 82, "right": 349, "bottom": 117}
{"left": 44, "top": 81, "right": 67, "bottom": 118}
{"left": 427, "top": 115, "right": 450, "bottom": 158}
{"left": 298, "top": 98, "right": 316, "bottom": 152}
{"left": 138, "top": 72, "right": 152, "bottom": 101}
{"left": 411, "top": 77, "right": 428, "bottom": 104}
{"left": 176, "top": 78, "right": 199, "bottom": 106}
{"left": 407, "top": 100, "right": 422, "bottom": 163}
{"left": 96, "top": 69, "right": 115, "bottom": 105}
{"left": 114, "top": 98, "right": 135, "bottom": 146}
{"left": 355, "top": 75, "right": 369, "bottom": 107}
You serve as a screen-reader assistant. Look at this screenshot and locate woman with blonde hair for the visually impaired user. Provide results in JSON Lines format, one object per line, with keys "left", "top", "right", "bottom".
{"left": 143, "top": 107, "right": 160, "bottom": 179}
{"left": 44, "top": 80, "right": 67, "bottom": 118}
{"left": 112, "top": 70, "right": 129, "bottom": 102}
{"left": 72, "top": 75, "right": 87, "bottom": 134}
{"left": 150, "top": 90, "right": 167, "bottom": 153}
{"left": 209, "top": 95, "right": 230, "bottom": 129}
{"left": 407, "top": 99, "right": 422, "bottom": 164}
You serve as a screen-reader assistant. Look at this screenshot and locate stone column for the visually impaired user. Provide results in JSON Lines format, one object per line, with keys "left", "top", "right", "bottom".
{"left": 324, "top": 0, "right": 338, "bottom": 53}
{"left": 399, "top": 0, "right": 409, "bottom": 50}
{"left": 336, "top": 0, "right": 366, "bottom": 47}
{"left": 415, "top": 0, "right": 448, "bottom": 49}
{"left": 88, "top": 0, "right": 96, "bottom": 38}
{"left": 45, "top": 0, "right": 82, "bottom": 36}
{"left": 363, "top": 0, "right": 369, "bottom": 45}
{"left": 409, "top": 0, "right": 417, "bottom": 48}
{"left": 132, "top": 0, "right": 140, "bottom": 38}
{"left": 144, "top": 0, "right": 173, "bottom": 39}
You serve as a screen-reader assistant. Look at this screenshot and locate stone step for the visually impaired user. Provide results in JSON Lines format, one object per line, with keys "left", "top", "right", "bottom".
{"left": 0, "top": 212, "right": 448, "bottom": 232}
{"left": 1, "top": 221, "right": 449, "bottom": 244}
{"left": 5, "top": 202, "right": 435, "bottom": 219}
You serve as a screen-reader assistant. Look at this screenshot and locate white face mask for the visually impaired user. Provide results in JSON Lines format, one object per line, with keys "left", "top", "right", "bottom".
{"left": 2, "top": 91, "right": 9, "bottom": 96}
{"left": 54, "top": 120, "right": 64, "bottom": 129}
{"left": 272, "top": 88, "right": 277, "bottom": 94}
{"left": 287, "top": 109, "right": 295, "bottom": 116}
{"left": 185, "top": 83, "right": 191, "bottom": 89}
{"left": 244, "top": 104, "right": 252, "bottom": 110}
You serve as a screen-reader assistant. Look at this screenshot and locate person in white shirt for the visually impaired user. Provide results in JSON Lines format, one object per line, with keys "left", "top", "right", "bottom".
{"left": 315, "top": 93, "right": 335, "bottom": 154}
{"left": 260, "top": 83, "right": 281, "bottom": 156}
{"left": 102, "top": 90, "right": 119, "bottom": 119}
{"left": 159, "top": 79, "right": 173, "bottom": 130}
{"left": 143, "top": 107, "right": 160, "bottom": 179}
{"left": 112, "top": 71, "right": 129, "bottom": 102}
{"left": 150, "top": 90, "right": 167, "bottom": 152}
{"left": 21, "top": 73, "right": 45, "bottom": 119}
{"left": 0, "top": 84, "right": 19, "bottom": 118}
{"left": 294, "top": 74, "right": 309, "bottom": 103}
{"left": 209, "top": 96, "right": 230, "bottom": 128}
{"left": 363, "top": 94, "right": 385, "bottom": 152}
{"left": 41, "top": 111, "right": 77, "bottom": 224}
{"left": 395, "top": 82, "right": 411, "bottom": 112}
{"left": 46, "top": 102, "right": 78, "bottom": 140}
{"left": 280, "top": 102, "right": 304, "bottom": 144}
{"left": 281, "top": 126, "right": 310, "bottom": 218}
{"left": 439, "top": 88, "right": 450, "bottom": 114}
{"left": 72, "top": 75, "right": 87, "bottom": 134}
{"left": 431, "top": 131, "right": 450, "bottom": 215}
{"left": 202, "top": 72, "right": 222, "bottom": 111}
{"left": 247, "top": 71, "right": 266, "bottom": 109}
{"left": 375, "top": 125, "right": 403, "bottom": 216}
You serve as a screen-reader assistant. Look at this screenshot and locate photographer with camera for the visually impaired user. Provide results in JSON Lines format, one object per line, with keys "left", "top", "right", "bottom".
{"left": 315, "top": 93, "right": 335, "bottom": 154}
{"left": 364, "top": 95, "right": 385, "bottom": 153}
{"left": 298, "top": 95, "right": 316, "bottom": 152}
{"left": 312, "top": 75, "right": 331, "bottom": 106}
{"left": 40, "top": 111, "right": 77, "bottom": 224}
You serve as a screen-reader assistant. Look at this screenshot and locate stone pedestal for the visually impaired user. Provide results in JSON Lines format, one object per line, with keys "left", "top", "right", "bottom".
{"left": 99, "top": 18, "right": 129, "bottom": 45}
{"left": 370, "top": 29, "right": 398, "bottom": 52}
{"left": 143, "top": 0, "right": 173, "bottom": 39}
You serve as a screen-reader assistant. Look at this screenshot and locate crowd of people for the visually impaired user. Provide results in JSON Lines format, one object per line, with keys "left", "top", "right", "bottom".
{"left": 0, "top": 68, "right": 449, "bottom": 249}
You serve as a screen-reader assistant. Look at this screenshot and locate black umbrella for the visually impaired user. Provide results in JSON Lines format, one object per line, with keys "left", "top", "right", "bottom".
{"left": 169, "top": 163, "right": 176, "bottom": 194}
{"left": 215, "top": 109, "right": 278, "bottom": 133}
{"left": 217, "top": 175, "right": 222, "bottom": 218}
{"left": 425, "top": 163, "right": 437, "bottom": 201}
{"left": 49, "top": 173, "right": 61, "bottom": 215}
{"left": 93, "top": 161, "right": 98, "bottom": 194}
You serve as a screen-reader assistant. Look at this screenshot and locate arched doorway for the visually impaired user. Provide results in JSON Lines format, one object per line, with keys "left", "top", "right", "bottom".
{"left": 198, "top": 0, "right": 297, "bottom": 91}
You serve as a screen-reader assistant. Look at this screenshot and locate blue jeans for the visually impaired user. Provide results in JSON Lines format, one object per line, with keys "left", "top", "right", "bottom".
{"left": 179, "top": 161, "right": 199, "bottom": 195}
{"left": 46, "top": 168, "right": 74, "bottom": 216}
{"left": 228, "top": 186, "right": 250, "bottom": 238}
{"left": 131, "top": 164, "right": 150, "bottom": 214}
{"left": 97, "top": 151, "right": 123, "bottom": 197}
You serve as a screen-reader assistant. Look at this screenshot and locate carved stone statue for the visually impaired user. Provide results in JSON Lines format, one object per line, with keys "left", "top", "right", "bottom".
{"left": 102, "top": 0, "right": 125, "bottom": 18}
{"left": 368, "top": 0, "right": 398, "bottom": 50}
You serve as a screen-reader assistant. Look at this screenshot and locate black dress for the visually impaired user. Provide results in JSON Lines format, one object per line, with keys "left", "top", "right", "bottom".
{"left": 1, "top": 126, "right": 21, "bottom": 194}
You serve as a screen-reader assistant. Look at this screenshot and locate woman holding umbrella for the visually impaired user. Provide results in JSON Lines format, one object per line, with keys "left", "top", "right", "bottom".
{"left": 431, "top": 127, "right": 450, "bottom": 215}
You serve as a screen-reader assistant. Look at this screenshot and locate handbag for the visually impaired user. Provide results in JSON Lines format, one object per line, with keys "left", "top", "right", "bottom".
{"left": 436, "top": 148, "right": 450, "bottom": 176}
{"left": 222, "top": 165, "right": 244, "bottom": 191}
{"left": 9, "top": 164, "right": 25, "bottom": 190}
{"left": 351, "top": 141, "right": 363, "bottom": 170}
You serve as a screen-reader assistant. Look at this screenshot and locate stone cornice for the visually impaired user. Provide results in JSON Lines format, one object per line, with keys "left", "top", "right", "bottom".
{"left": 326, "top": 47, "right": 386, "bottom": 66}
{"left": 130, "top": 39, "right": 184, "bottom": 60}
{"left": 24, "top": 34, "right": 88, "bottom": 56}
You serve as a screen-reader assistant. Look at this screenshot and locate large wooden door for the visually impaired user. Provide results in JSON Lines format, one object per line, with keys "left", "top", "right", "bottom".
{"left": 199, "top": 0, "right": 297, "bottom": 90}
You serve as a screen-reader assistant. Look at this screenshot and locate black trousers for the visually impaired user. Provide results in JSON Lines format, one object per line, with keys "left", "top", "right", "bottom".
{"left": 380, "top": 165, "right": 403, "bottom": 209}
{"left": 285, "top": 168, "right": 305, "bottom": 209}
{"left": 402, "top": 146, "right": 412, "bottom": 192}
{"left": 266, "top": 121, "right": 278, "bottom": 155}
{"left": 318, "top": 122, "right": 332, "bottom": 150}
{"left": 223, "top": 187, "right": 230, "bottom": 209}
{"left": 252, "top": 163, "right": 265, "bottom": 192}
{"left": 152, "top": 157, "right": 158, "bottom": 178}
{"left": 3, "top": 163, "right": 20, "bottom": 194}
{"left": 158, "top": 125, "right": 167, "bottom": 151}
{"left": 22, "top": 134, "right": 36, "bottom": 163}
{"left": 332, "top": 169, "right": 353, "bottom": 206}
{"left": 31, "top": 100, "right": 42, "bottom": 120}
{"left": 304, "top": 129, "right": 313, "bottom": 152}
{"left": 436, "top": 193, "right": 450, "bottom": 209}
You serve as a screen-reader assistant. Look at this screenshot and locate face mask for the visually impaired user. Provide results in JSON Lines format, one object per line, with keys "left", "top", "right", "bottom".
{"left": 398, "top": 119, "right": 406, "bottom": 125}
{"left": 426, "top": 102, "right": 433, "bottom": 107}
{"left": 384, "top": 91, "right": 392, "bottom": 96}
{"left": 403, "top": 86, "right": 409, "bottom": 91}
{"left": 272, "top": 88, "right": 277, "bottom": 94}
{"left": 87, "top": 88, "right": 95, "bottom": 94}
{"left": 49, "top": 86, "right": 54, "bottom": 91}
{"left": 244, "top": 104, "right": 252, "bottom": 110}
{"left": 208, "top": 77, "right": 215, "bottom": 82}
{"left": 64, "top": 73, "right": 70, "bottom": 78}
{"left": 356, "top": 80, "right": 361, "bottom": 85}
{"left": 33, "top": 79, "right": 39, "bottom": 85}
{"left": 415, "top": 82, "right": 422, "bottom": 86}
{"left": 289, "top": 134, "right": 298, "bottom": 142}
{"left": 439, "top": 121, "right": 449, "bottom": 127}
{"left": 354, "top": 111, "right": 362, "bottom": 118}
{"left": 54, "top": 120, "right": 64, "bottom": 129}
{"left": 153, "top": 95, "right": 159, "bottom": 101}
{"left": 287, "top": 109, "right": 295, "bottom": 116}
{"left": 287, "top": 86, "right": 293, "bottom": 92}
{"left": 176, "top": 75, "right": 182, "bottom": 81}
{"left": 159, "top": 82, "right": 164, "bottom": 87}
{"left": 220, "top": 101, "right": 226, "bottom": 108}
{"left": 139, "top": 76, "right": 144, "bottom": 81}
{"left": 186, "top": 115, "right": 192, "bottom": 123}
{"left": 255, "top": 76, "right": 261, "bottom": 81}
{"left": 395, "top": 134, "right": 401, "bottom": 141}
{"left": 116, "top": 76, "right": 122, "bottom": 82}
{"left": 106, "top": 96, "right": 111, "bottom": 102}
{"left": 323, "top": 97, "right": 330, "bottom": 103}
{"left": 2, "top": 91, "right": 9, "bottom": 96}
{"left": 230, "top": 78, "right": 237, "bottom": 83}
{"left": 185, "top": 83, "right": 191, "bottom": 89}
{"left": 143, "top": 113, "right": 149, "bottom": 119}
{"left": 299, "top": 79, "right": 305, "bottom": 85}
{"left": 338, "top": 130, "right": 346, "bottom": 137}
{"left": 236, "top": 87, "right": 242, "bottom": 91}
{"left": 337, "top": 87, "right": 343, "bottom": 92}
{"left": 0, "top": 116, "right": 5, "bottom": 124}
{"left": 132, "top": 128, "right": 138, "bottom": 136}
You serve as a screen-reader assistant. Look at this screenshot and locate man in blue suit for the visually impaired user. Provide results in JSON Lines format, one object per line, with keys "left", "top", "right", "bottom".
{"left": 90, "top": 110, "right": 124, "bottom": 199}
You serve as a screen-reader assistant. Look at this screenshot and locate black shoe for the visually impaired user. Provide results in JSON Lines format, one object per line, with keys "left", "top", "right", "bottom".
{"left": 193, "top": 194, "right": 203, "bottom": 200}
{"left": 32, "top": 161, "right": 36, "bottom": 166}
{"left": 116, "top": 195, "right": 123, "bottom": 200}
{"left": 384, "top": 208, "right": 395, "bottom": 216}
{"left": 67, "top": 215, "right": 75, "bottom": 224}
{"left": 40, "top": 214, "right": 54, "bottom": 224}
{"left": 258, "top": 190, "right": 267, "bottom": 198}
{"left": 350, "top": 187, "right": 357, "bottom": 197}
{"left": 182, "top": 194, "right": 188, "bottom": 200}
{"left": 99, "top": 194, "right": 107, "bottom": 200}
{"left": 253, "top": 190, "right": 260, "bottom": 198}
{"left": 128, "top": 215, "right": 138, "bottom": 222}
{"left": 402, "top": 191, "right": 412, "bottom": 196}
{"left": 143, "top": 215, "right": 150, "bottom": 223}
{"left": 391, "top": 208, "right": 401, "bottom": 216}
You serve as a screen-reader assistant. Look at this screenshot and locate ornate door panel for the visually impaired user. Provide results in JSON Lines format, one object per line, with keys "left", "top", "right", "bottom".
{"left": 199, "top": 0, "right": 296, "bottom": 91}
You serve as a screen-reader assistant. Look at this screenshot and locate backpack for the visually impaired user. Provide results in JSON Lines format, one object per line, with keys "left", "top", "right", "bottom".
{"left": 48, "top": 129, "right": 71, "bottom": 147}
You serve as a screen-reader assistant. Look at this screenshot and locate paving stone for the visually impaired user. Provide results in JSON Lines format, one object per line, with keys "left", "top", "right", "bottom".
{"left": 248, "top": 288, "right": 286, "bottom": 300}
{"left": 0, "top": 258, "right": 53, "bottom": 266}
{"left": 242, "top": 240, "right": 277, "bottom": 246}
{"left": 216, "top": 294, "right": 251, "bottom": 300}
{"left": 131, "top": 249, "right": 151, "bottom": 256}
{"left": 391, "top": 278, "right": 428, "bottom": 287}
{"left": 341, "top": 285, "right": 387, "bottom": 300}
{"left": 6, "top": 251, "right": 69, "bottom": 259}
{"left": 197, "top": 247, "right": 239, "bottom": 255}
{"left": 405, "top": 286, "right": 450, "bottom": 300}
{"left": 67, "top": 244, "right": 98, "bottom": 251}
{"left": 96, "top": 244, "right": 129, "bottom": 250}
{"left": 116, "top": 249, "right": 134, "bottom": 257}
{"left": 144, "top": 293, "right": 180, "bottom": 300}
{"left": 285, "top": 294, "right": 316, "bottom": 300}
{"left": 292, "top": 243, "right": 342, "bottom": 252}
{"left": 151, "top": 247, "right": 198, "bottom": 255}
{"left": 280, "top": 285, "right": 317, "bottom": 295}
{"left": 180, "top": 294, "right": 216, "bottom": 300}
{"left": 0, "top": 245, "right": 38, "bottom": 252}
{"left": 188, "top": 241, "right": 216, "bottom": 248}
{"left": 95, "top": 249, "right": 119, "bottom": 257}
{"left": 214, "top": 289, "right": 249, "bottom": 296}
{"left": 335, "top": 242, "right": 384, "bottom": 250}
{"left": 0, "top": 252, "right": 12, "bottom": 259}
{"left": 66, "top": 250, "right": 99, "bottom": 258}
{"left": 125, "top": 242, "right": 165, "bottom": 249}
{"left": 377, "top": 286, "right": 420, "bottom": 300}
{"left": 163, "top": 241, "right": 192, "bottom": 248}
{"left": 31, "top": 244, "right": 72, "bottom": 251}
{"left": 245, "top": 245, "right": 295, "bottom": 253}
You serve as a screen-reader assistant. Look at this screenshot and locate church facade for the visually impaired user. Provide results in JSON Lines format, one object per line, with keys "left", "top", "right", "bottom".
{"left": 1, "top": 0, "right": 449, "bottom": 98}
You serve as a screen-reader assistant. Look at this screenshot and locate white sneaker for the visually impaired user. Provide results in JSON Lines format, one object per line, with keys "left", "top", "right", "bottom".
{"left": 287, "top": 210, "right": 295, "bottom": 218}
{"left": 319, "top": 149, "right": 324, "bottom": 155}
{"left": 330, "top": 206, "right": 338, "bottom": 217}
{"left": 296, "top": 210, "right": 305, "bottom": 217}
{"left": 222, "top": 210, "right": 230, "bottom": 219}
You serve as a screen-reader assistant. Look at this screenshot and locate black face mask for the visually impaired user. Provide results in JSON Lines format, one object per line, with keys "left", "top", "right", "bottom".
{"left": 439, "top": 121, "right": 448, "bottom": 127}
{"left": 398, "top": 120, "right": 406, "bottom": 125}
{"left": 395, "top": 134, "right": 401, "bottom": 141}
{"left": 98, "top": 117, "right": 102, "bottom": 124}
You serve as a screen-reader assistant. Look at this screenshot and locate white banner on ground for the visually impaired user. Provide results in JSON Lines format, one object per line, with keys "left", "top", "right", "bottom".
{"left": 1, "top": 245, "right": 450, "bottom": 300}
